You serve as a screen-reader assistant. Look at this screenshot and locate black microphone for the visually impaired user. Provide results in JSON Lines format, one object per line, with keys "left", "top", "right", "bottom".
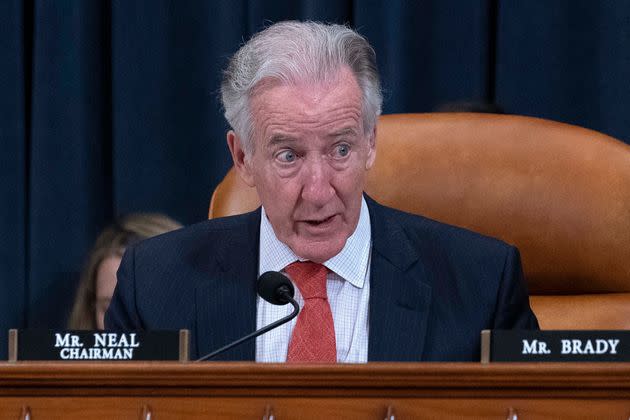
{"left": 195, "top": 271, "right": 300, "bottom": 362}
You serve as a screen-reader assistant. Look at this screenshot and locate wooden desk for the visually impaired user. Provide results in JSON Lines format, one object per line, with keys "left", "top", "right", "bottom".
{"left": 1, "top": 362, "right": 629, "bottom": 419}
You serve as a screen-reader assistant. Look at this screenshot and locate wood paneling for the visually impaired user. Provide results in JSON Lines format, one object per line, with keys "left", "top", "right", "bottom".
{"left": 1, "top": 362, "right": 629, "bottom": 419}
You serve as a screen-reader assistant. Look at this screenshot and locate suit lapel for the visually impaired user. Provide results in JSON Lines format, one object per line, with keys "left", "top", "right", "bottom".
{"left": 366, "top": 197, "right": 432, "bottom": 361}
{"left": 195, "top": 209, "right": 260, "bottom": 361}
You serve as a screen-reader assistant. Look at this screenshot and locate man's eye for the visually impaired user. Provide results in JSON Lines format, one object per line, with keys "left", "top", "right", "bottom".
{"left": 276, "top": 150, "right": 297, "bottom": 163}
{"left": 333, "top": 144, "right": 350, "bottom": 158}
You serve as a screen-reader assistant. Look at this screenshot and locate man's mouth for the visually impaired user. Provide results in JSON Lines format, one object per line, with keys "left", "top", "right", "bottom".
{"left": 304, "top": 215, "right": 336, "bottom": 226}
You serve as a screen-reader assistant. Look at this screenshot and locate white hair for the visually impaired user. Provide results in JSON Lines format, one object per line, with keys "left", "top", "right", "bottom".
{"left": 221, "top": 21, "right": 383, "bottom": 154}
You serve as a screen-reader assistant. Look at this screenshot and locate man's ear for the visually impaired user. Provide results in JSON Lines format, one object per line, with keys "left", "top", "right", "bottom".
{"left": 365, "top": 125, "right": 377, "bottom": 170}
{"left": 227, "top": 130, "right": 255, "bottom": 187}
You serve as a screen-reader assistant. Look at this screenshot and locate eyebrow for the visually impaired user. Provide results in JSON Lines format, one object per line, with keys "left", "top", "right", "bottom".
{"left": 267, "top": 127, "right": 359, "bottom": 147}
{"left": 267, "top": 134, "right": 298, "bottom": 147}
{"left": 327, "top": 127, "right": 359, "bottom": 138}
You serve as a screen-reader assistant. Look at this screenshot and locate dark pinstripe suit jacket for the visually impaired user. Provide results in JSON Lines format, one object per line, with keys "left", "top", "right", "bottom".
{"left": 105, "top": 196, "right": 538, "bottom": 361}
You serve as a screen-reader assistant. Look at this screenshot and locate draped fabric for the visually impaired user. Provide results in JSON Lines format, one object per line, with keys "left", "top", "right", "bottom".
{"left": 496, "top": 1, "right": 630, "bottom": 142}
{"left": 1, "top": 0, "right": 628, "bottom": 359}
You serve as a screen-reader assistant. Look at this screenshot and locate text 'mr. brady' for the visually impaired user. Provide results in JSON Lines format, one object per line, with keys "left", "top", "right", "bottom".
{"left": 522, "top": 339, "right": 620, "bottom": 355}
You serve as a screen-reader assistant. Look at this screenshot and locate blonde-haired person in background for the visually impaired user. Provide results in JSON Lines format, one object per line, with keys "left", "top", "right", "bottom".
{"left": 68, "top": 213, "right": 182, "bottom": 330}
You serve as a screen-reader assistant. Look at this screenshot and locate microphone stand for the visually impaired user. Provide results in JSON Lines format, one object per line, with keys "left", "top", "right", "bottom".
{"left": 195, "top": 295, "right": 299, "bottom": 362}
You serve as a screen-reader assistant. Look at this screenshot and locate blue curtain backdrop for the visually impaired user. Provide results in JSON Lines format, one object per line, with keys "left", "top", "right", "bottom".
{"left": 1, "top": 0, "right": 629, "bottom": 358}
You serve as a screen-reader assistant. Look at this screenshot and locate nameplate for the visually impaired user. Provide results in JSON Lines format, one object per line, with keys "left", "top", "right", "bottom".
{"left": 481, "top": 330, "right": 630, "bottom": 362}
{"left": 8, "top": 329, "right": 189, "bottom": 362}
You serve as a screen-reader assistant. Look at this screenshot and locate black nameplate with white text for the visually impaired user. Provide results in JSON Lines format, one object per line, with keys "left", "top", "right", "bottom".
{"left": 481, "top": 330, "right": 630, "bottom": 362}
{"left": 8, "top": 330, "right": 189, "bottom": 362}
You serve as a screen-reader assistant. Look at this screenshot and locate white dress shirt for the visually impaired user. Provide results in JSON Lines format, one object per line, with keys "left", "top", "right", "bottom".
{"left": 256, "top": 197, "right": 372, "bottom": 363}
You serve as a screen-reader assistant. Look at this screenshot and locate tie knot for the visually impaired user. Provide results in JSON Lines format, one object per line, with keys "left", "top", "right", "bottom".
{"left": 285, "top": 261, "right": 328, "bottom": 300}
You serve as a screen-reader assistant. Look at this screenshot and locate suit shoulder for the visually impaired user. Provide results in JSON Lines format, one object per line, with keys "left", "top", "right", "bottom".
{"left": 131, "top": 210, "right": 260, "bottom": 259}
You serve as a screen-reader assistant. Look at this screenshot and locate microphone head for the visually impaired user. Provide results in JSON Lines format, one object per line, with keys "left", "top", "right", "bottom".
{"left": 257, "top": 271, "right": 295, "bottom": 305}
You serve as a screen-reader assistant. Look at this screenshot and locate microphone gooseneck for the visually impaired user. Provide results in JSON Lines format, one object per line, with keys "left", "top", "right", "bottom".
{"left": 195, "top": 271, "right": 299, "bottom": 362}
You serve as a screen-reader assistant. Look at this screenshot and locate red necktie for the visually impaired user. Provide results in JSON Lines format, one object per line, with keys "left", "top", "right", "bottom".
{"left": 285, "top": 261, "right": 337, "bottom": 362}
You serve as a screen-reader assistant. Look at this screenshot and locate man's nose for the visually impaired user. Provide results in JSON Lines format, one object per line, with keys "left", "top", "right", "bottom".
{"left": 300, "top": 157, "right": 335, "bottom": 205}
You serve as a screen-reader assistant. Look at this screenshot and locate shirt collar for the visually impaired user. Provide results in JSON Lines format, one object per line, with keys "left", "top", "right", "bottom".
{"left": 259, "top": 196, "right": 371, "bottom": 289}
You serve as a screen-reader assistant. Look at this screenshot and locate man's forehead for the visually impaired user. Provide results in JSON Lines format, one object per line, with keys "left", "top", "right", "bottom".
{"left": 250, "top": 73, "right": 362, "bottom": 138}
{"left": 256, "top": 111, "right": 363, "bottom": 146}
{"left": 251, "top": 67, "right": 360, "bottom": 106}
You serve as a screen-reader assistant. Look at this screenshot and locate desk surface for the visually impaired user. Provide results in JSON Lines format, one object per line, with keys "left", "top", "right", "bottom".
{"left": 2, "top": 363, "right": 630, "bottom": 419}
{"left": 1, "top": 362, "right": 630, "bottom": 397}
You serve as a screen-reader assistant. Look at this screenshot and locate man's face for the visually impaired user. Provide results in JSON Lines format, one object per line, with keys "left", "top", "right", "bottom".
{"left": 228, "top": 67, "right": 376, "bottom": 263}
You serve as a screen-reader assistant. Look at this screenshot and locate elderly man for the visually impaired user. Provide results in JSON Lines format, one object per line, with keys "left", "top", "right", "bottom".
{"left": 106, "top": 21, "right": 538, "bottom": 362}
